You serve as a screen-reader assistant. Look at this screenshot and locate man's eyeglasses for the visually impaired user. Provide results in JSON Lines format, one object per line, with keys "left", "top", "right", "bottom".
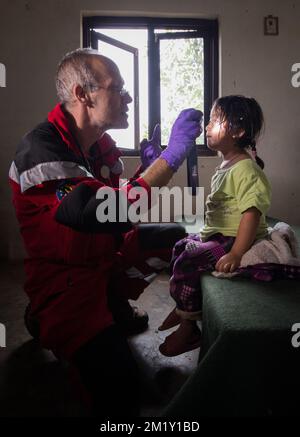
{"left": 108, "top": 86, "right": 129, "bottom": 97}
{"left": 89, "top": 84, "right": 129, "bottom": 97}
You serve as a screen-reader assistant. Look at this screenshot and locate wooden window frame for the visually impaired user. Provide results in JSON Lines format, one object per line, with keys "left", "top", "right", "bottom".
{"left": 83, "top": 16, "right": 219, "bottom": 156}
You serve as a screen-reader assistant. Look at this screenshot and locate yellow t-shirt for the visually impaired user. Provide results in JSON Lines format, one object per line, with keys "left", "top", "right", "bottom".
{"left": 200, "top": 158, "right": 271, "bottom": 241}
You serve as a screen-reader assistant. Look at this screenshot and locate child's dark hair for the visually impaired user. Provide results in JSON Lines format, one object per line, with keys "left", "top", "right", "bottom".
{"left": 212, "top": 95, "right": 265, "bottom": 169}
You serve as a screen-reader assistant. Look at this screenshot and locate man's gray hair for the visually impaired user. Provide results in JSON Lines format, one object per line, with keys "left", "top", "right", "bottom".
{"left": 55, "top": 48, "right": 102, "bottom": 104}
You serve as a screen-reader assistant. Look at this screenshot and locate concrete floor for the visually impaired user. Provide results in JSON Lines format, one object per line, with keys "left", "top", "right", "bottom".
{"left": 0, "top": 262, "right": 199, "bottom": 417}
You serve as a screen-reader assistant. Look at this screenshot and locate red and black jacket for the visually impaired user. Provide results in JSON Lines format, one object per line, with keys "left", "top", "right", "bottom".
{"left": 9, "top": 103, "right": 149, "bottom": 359}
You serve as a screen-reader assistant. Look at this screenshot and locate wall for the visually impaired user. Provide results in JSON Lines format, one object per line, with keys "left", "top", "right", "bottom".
{"left": 0, "top": 0, "right": 299, "bottom": 259}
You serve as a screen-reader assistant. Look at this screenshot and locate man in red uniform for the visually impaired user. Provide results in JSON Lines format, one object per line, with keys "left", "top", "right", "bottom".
{"left": 9, "top": 49, "right": 202, "bottom": 416}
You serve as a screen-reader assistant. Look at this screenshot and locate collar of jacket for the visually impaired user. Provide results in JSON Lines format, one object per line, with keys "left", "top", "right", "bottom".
{"left": 47, "top": 103, "right": 122, "bottom": 170}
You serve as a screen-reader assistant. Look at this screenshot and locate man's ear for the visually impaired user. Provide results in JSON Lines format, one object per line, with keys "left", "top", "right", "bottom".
{"left": 73, "top": 84, "right": 95, "bottom": 107}
{"left": 73, "top": 84, "right": 86, "bottom": 103}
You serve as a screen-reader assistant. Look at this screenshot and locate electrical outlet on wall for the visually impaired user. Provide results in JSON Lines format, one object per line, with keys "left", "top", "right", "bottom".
{"left": 264, "top": 15, "right": 279, "bottom": 35}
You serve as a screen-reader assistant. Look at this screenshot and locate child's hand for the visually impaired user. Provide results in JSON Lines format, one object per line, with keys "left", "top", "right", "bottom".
{"left": 215, "top": 252, "right": 242, "bottom": 273}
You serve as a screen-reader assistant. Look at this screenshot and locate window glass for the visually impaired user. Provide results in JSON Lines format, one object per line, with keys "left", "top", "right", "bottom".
{"left": 96, "top": 29, "right": 148, "bottom": 148}
{"left": 159, "top": 37, "right": 204, "bottom": 145}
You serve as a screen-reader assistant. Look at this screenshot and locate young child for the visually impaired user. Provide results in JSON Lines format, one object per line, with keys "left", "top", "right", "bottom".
{"left": 159, "top": 95, "right": 271, "bottom": 357}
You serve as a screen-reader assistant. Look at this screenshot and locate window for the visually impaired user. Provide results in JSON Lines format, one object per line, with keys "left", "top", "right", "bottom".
{"left": 83, "top": 17, "right": 218, "bottom": 155}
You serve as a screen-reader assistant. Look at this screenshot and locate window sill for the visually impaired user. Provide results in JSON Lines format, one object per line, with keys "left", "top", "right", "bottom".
{"left": 119, "top": 145, "right": 217, "bottom": 157}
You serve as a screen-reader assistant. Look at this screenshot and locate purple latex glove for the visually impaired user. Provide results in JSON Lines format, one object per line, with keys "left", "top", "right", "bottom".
{"left": 160, "top": 109, "right": 203, "bottom": 172}
{"left": 140, "top": 124, "right": 162, "bottom": 169}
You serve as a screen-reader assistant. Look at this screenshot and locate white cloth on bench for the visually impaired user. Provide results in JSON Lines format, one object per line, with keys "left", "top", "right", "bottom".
{"left": 212, "top": 222, "right": 300, "bottom": 278}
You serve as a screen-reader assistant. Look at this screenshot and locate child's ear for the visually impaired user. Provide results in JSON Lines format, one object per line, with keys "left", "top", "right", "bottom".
{"left": 232, "top": 128, "right": 245, "bottom": 139}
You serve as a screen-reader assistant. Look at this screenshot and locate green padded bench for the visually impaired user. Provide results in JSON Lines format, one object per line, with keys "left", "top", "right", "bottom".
{"left": 164, "top": 219, "right": 300, "bottom": 417}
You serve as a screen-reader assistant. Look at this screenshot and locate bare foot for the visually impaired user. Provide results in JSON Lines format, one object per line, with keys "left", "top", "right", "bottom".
{"left": 158, "top": 307, "right": 181, "bottom": 331}
{"left": 159, "top": 320, "right": 201, "bottom": 357}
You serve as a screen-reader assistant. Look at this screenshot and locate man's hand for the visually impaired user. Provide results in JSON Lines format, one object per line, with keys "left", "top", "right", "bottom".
{"left": 160, "top": 108, "right": 203, "bottom": 172}
{"left": 140, "top": 124, "right": 162, "bottom": 169}
{"left": 215, "top": 251, "right": 242, "bottom": 273}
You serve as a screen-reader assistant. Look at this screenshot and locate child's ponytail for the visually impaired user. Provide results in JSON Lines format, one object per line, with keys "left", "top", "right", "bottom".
{"left": 250, "top": 140, "right": 265, "bottom": 169}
